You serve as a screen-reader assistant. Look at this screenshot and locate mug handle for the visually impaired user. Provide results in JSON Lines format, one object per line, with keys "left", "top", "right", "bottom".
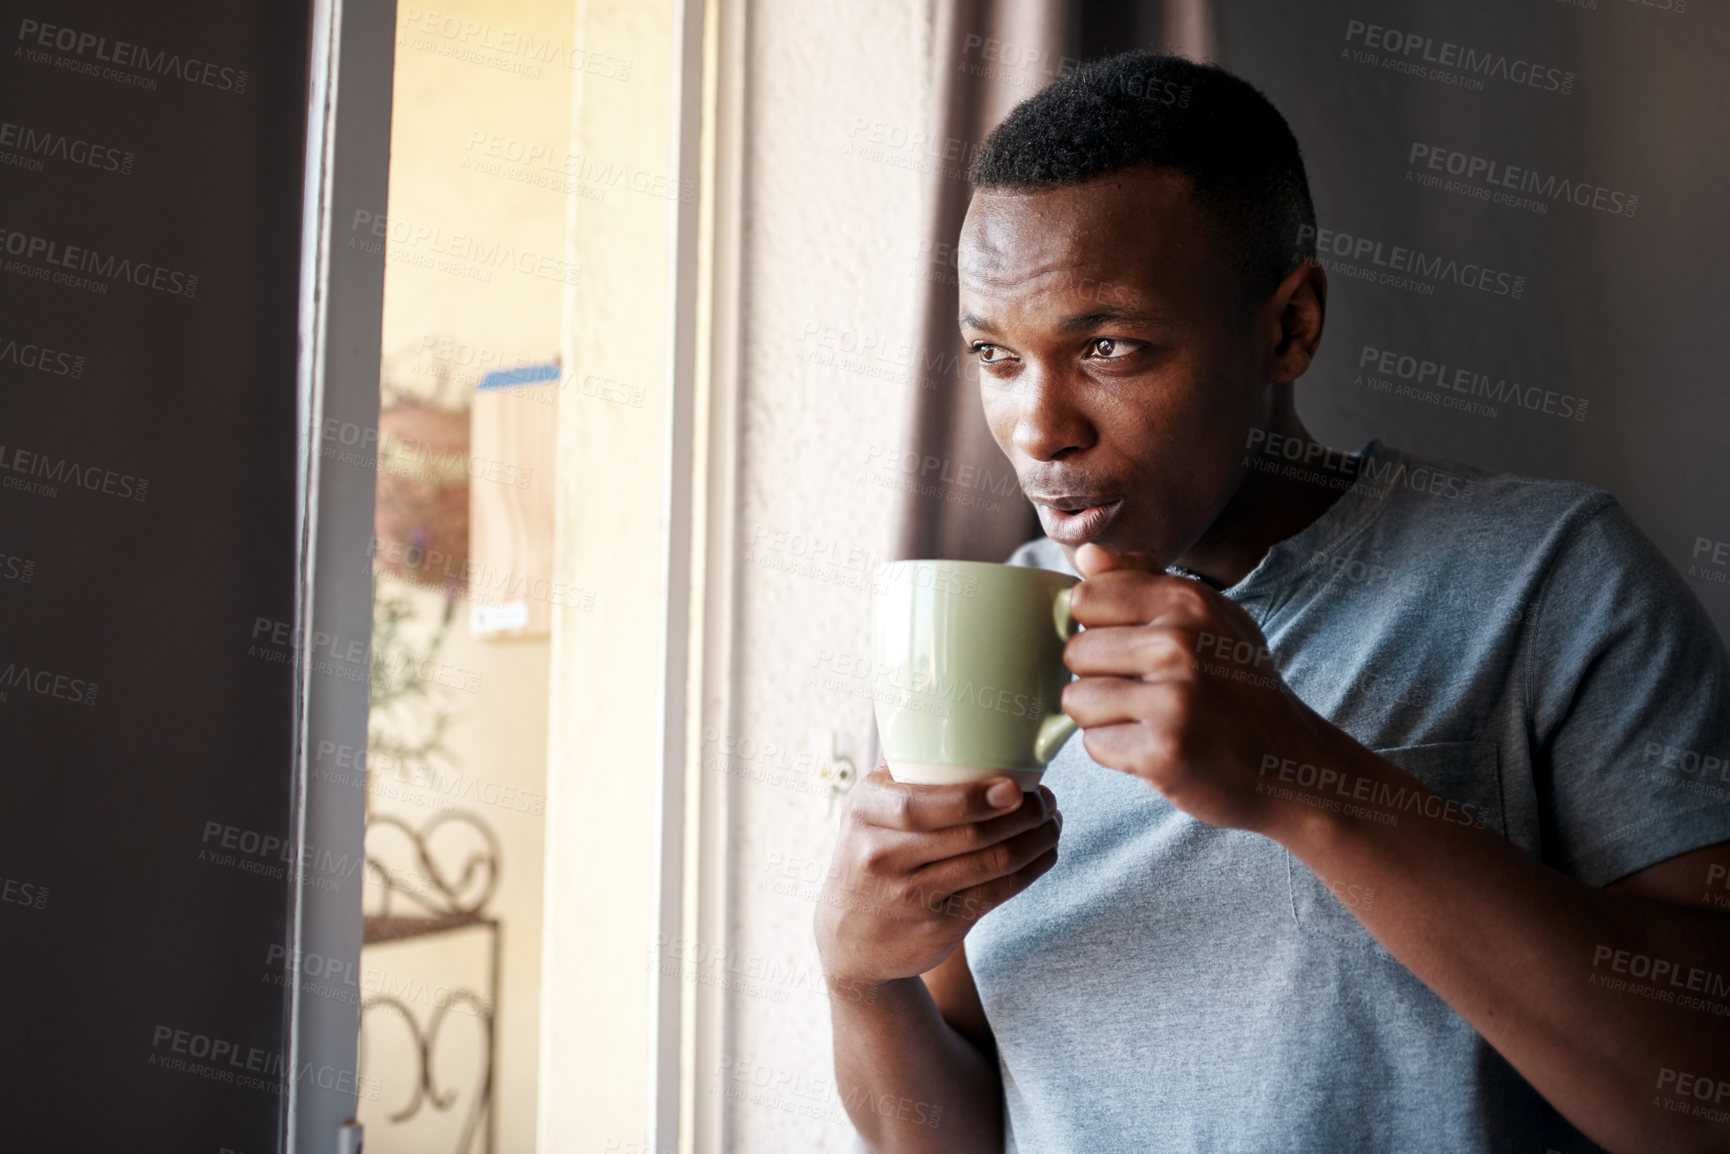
{"left": 1033, "top": 585, "right": 1081, "bottom": 764}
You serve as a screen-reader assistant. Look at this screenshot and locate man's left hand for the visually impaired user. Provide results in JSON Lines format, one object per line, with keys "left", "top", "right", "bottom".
{"left": 1060, "top": 542, "right": 1333, "bottom": 836}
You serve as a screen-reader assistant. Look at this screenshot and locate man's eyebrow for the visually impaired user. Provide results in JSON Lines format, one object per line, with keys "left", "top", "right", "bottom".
{"left": 960, "top": 306, "right": 1169, "bottom": 334}
{"left": 1056, "top": 306, "right": 1163, "bottom": 332}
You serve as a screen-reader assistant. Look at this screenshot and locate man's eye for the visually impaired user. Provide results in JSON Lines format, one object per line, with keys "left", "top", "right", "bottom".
{"left": 973, "top": 342, "right": 1009, "bottom": 363}
{"left": 1088, "top": 338, "right": 1132, "bottom": 359}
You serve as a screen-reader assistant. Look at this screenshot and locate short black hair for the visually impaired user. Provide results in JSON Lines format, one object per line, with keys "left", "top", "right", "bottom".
{"left": 969, "top": 52, "right": 1316, "bottom": 295}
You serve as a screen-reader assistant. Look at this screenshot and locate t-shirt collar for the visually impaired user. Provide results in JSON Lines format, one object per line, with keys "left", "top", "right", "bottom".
{"left": 1199, "top": 438, "right": 1388, "bottom": 604}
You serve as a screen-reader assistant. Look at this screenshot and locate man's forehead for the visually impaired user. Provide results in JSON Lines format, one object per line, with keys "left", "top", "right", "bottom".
{"left": 959, "top": 192, "right": 1107, "bottom": 281}
{"left": 958, "top": 170, "right": 1194, "bottom": 291}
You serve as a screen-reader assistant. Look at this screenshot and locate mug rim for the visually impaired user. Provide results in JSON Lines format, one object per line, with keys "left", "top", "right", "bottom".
{"left": 876, "top": 558, "right": 1077, "bottom": 580}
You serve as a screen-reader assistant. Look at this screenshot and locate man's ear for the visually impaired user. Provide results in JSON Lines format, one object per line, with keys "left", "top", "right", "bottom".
{"left": 1267, "top": 260, "right": 1327, "bottom": 384}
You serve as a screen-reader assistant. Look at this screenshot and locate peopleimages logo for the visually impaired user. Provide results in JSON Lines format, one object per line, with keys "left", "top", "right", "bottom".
{"left": 0, "top": 332, "right": 85, "bottom": 378}
{"left": 1691, "top": 537, "right": 1730, "bottom": 587}
{"left": 0, "top": 227, "right": 198, "bottom": 297}
{"left": 16, "top": 18, "right": 250, "bottom": 94}
{"left": 0, "top": 660, "right": 98, "bottom": 705}
{"left": 1553, "top": 0, "right": 1687, "bottom": 16}
{"left": 1357, "top": 345, "right": 1588, "bottom": 422}
{"left": 1342, "top": 18, "right": 1575, "bottom": 95}
{"left": 398, "top": 6, "right": 632, "bottom": 81}
{"left": 1298, "top": 224, "right": 1525, "bottom": 299}
{"left": 0, "top": 443, "right": 148, "bottom": 502}
{"left": 148, "top": 1025, "right": 381, "bottom": 1100}
{"left": 463, "top": 130, "right": 694, "bottom": 204}
{"left": 844, "top": 117, "right": 980, "bottom": 183}
{"left": 347, "top": 209, "right": 581, "bottom": 286}
{"left": 1, "top": 872, "right": 48, "bottom": 912}
{"left": 1407, "top": 143, "right": 1637, "bottom": 218}
{"left": 0, "top": 120, "right": 135, "bottom": 175}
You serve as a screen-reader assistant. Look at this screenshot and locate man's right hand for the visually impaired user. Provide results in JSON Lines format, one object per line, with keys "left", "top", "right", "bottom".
{"left": 814, "top": 761, "right": 1062, "bottom": 986}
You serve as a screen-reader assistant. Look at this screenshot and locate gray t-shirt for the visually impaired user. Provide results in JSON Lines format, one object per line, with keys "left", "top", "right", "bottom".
{"left": 967, "top": 438, "right": 1730, "bottom": 1153}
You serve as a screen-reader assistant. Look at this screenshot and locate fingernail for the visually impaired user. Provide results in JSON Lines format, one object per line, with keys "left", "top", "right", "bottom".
{"left": 987, "top": 780, "right": 1021, "bottom": 809}
{"left": 1054, "top": 810, "right": 1064, "bottom": 831}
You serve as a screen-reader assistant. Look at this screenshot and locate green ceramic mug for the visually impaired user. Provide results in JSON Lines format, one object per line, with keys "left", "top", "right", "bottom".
{"left": 870, "top": 559, "right": 1081, "bottom": 788}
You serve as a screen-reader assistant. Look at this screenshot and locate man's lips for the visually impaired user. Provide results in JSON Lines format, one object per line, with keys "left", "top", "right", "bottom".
{"left": 1034, "top": 497, "right": 1125, "bottom": 547}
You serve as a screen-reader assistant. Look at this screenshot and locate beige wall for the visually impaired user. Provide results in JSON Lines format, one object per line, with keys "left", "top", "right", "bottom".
{"left": 719, "top": 1, "right": 936, "bottom": 1150}
{"left": 360, "top": 1, "right": 581, "bottom": 1150}
{"left": 516, "top": 0, "right": 943, "bottom": 1149}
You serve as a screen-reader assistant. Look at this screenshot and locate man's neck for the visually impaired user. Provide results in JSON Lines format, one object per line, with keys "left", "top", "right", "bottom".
{"left": 1172, "top": 422, "right": 1354, "bottom": 590}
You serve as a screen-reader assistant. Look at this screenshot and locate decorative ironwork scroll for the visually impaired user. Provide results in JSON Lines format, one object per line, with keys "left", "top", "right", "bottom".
{"left": 358, "top": 808, "right": 502, "bottom": 1154}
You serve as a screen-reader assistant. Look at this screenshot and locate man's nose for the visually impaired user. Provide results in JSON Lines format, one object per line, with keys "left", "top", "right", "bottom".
{"left": 1013, "top": 373, "right": 1094, "bottom": 462}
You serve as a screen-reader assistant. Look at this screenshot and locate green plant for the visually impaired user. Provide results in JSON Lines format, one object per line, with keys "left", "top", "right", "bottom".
{"left": 368, "top": 576, "right": 460, "bottom": 789}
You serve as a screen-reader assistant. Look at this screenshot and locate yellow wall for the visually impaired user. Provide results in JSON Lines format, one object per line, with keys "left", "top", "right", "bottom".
{"left": 537, "top": 0, "right": 680, "bottom": 1149}
{"left": 380, "top": 0, "right": 576, "bottom": 382}
{"left": 360, "top": 2, "right": 583, "bottom": 1150}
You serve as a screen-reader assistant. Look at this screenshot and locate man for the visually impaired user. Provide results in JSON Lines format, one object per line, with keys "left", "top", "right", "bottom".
{"left": 815, "top": 52, "right": 1730, "bottom": 1154}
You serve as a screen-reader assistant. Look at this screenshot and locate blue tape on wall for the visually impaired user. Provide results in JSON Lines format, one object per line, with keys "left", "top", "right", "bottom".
{"left": 478, "top": 362, "right": 559, "bottom": 390}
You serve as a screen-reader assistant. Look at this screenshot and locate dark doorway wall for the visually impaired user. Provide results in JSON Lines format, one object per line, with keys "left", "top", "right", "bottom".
{"left": 0, "top": 1, "right": 315, "bottom": 1148}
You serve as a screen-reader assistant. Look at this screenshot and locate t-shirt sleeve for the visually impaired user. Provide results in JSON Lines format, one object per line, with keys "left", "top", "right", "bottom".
{"left": 1528, "top": 499, "right": 1730, "bottom": 885}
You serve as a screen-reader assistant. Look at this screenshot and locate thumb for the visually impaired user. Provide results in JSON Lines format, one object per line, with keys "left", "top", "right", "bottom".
{"left": 1074, "top": 543, "right": 1161, "bottom": 579}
